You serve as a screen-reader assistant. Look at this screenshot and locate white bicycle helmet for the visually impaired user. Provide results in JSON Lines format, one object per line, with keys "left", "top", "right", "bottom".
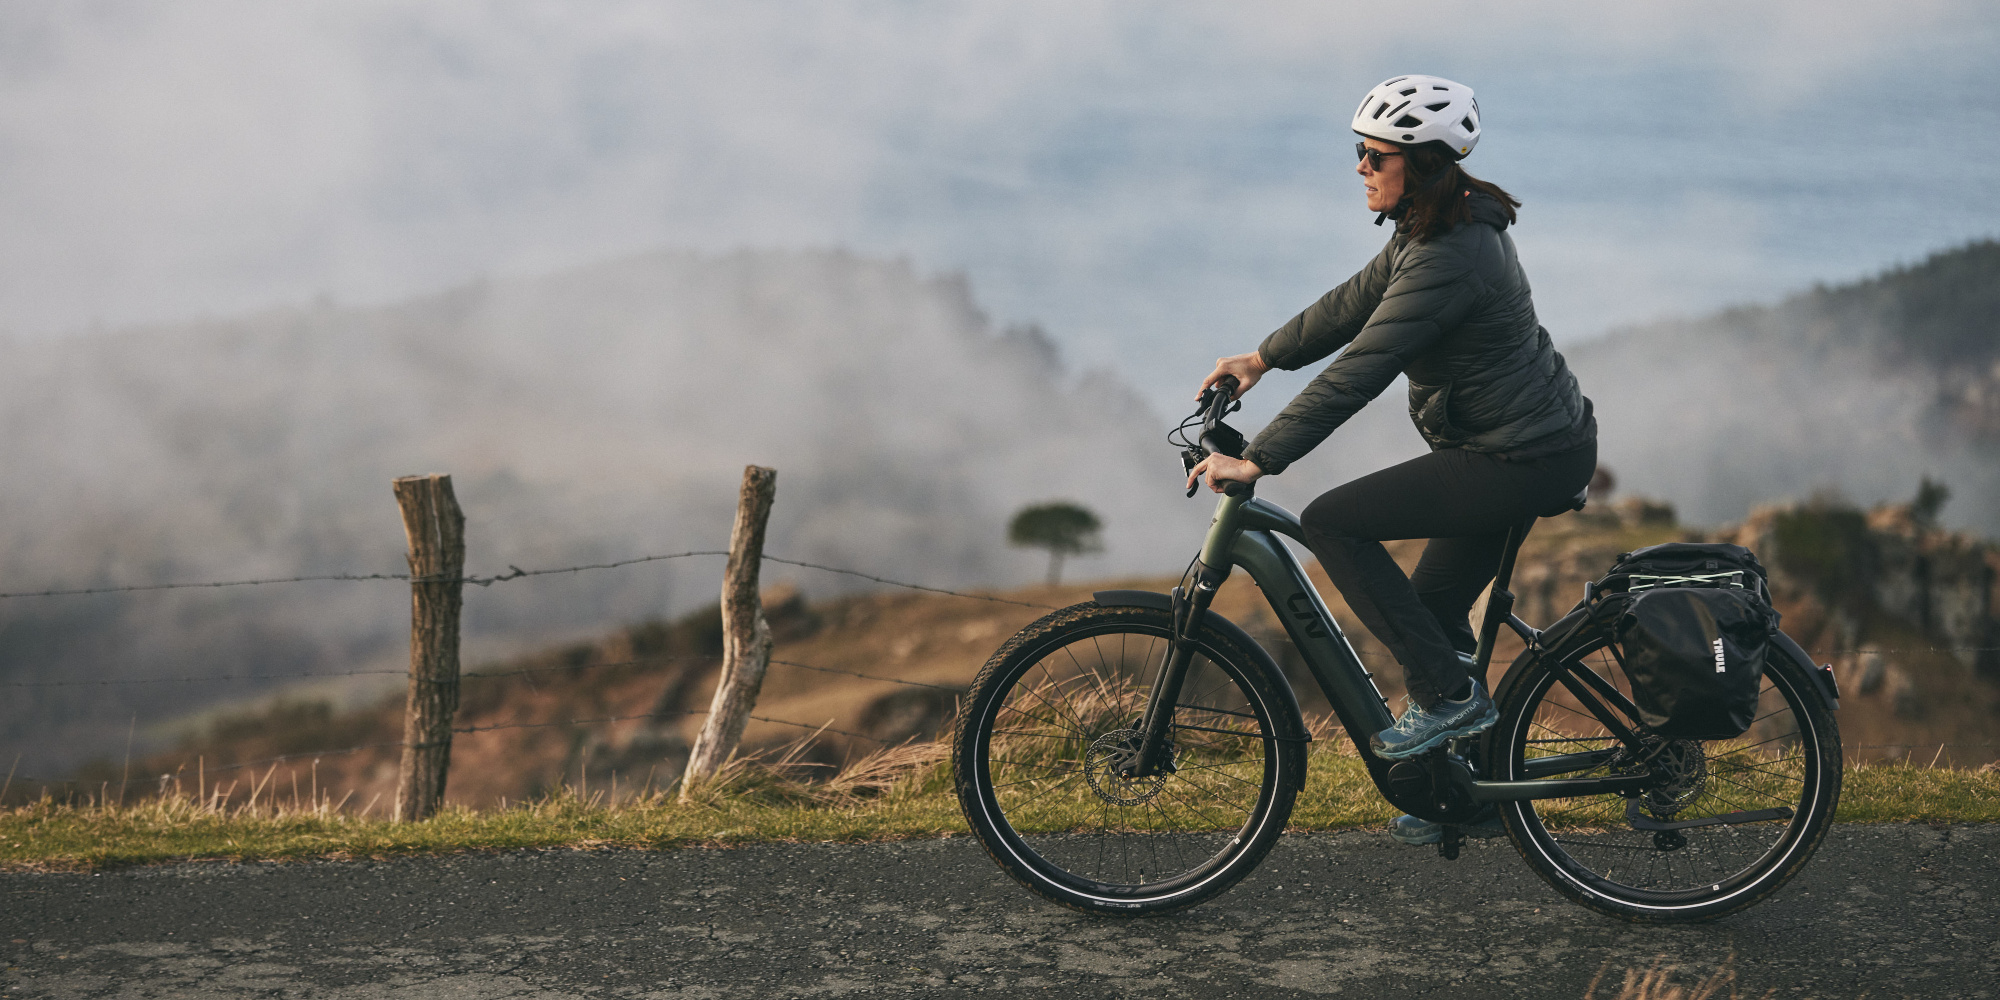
{"left": 1352, "top": 75, "right": 1480, "bottom": 159}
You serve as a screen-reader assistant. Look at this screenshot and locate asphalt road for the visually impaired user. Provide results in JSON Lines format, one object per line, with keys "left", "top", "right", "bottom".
{"left": 3, "top": 824, "right": 1995, "bottom": 998}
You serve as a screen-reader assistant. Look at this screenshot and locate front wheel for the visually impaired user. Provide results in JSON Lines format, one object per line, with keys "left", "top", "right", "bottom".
{"left": 953, "top": 602, "right": 1305, "bottom": 916}
{"left": 1490, "top": 632, "right": 1841, "bottom": 922}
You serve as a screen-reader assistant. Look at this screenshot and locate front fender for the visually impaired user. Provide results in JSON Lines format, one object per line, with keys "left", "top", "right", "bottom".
{"left": 1092, "top": 590, "right": 1311, "bottom": 744}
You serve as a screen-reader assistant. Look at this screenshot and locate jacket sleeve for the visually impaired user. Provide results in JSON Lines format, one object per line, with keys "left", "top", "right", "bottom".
{"left": 1255, "top": 237, "right": 1398, "bottom": 371}
{"left": 1245, "top": 241, "right": 1483, "bottom": 476}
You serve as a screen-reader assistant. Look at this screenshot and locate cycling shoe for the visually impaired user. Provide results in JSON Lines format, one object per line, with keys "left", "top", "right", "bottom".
{"left": 1369, "top": 680, "right": 1497, "bottom": 760}
{"left": 1389, "top": 806, "right": 1507, "bottom": 846}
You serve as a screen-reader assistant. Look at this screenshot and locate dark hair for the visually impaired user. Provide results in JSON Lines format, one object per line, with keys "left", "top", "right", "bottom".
{"left": 1396, "top": 142, "right": 1520, "bottom": 242}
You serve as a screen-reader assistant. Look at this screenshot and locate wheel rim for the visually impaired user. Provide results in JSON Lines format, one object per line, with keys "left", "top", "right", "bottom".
{"left": 971, "top": 620, "right": 1281, "bottom": 898}
{"left": 1504, "top": 638, "right": 1825, "bottom": 906}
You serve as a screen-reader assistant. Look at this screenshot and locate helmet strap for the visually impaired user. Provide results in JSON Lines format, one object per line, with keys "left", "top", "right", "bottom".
{"left": 1375, "top": 196, "right": 1413, "bottom": 227}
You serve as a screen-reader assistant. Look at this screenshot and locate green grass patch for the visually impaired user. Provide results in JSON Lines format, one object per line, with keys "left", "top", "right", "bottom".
{"left": 3, "top": 750, "right": 1995, "bottom": 872}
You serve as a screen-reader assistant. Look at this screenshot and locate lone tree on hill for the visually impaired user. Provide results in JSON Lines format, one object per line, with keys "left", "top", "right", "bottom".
{"left": 1009, "top": 501, "right": 1103, "bottom": 587}
{"left": 1912, "top": 475, "right": 1951, "bottom": 528}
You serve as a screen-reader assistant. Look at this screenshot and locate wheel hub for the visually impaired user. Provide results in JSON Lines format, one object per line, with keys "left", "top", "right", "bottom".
{"left": 1085, "top": 729, "right": 1173, "bottom": 806}
{"left": 1642, "top": 739, "right": 1708, "bottom": 818}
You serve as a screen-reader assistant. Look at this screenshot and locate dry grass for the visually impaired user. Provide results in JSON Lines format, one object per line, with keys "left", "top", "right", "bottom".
{"left": 1586, "top": 958, "right": 1774, "bottom": 1000}
{"left": 3, "top": 734, "right": 1997, "bottom": 871}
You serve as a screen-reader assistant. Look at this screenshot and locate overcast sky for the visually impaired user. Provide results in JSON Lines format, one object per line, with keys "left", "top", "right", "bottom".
{"left": 3, "top": 1, "right": 1997, "bottom": 410}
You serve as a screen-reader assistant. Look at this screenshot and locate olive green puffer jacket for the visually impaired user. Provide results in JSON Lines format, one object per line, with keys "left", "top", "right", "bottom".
{"left": 1242, "top": 193, "right": 1595, "bottom": 476}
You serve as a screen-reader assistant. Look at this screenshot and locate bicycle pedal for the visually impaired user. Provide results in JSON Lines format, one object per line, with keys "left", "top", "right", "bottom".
{"left": 1437, "top": 824, "right": 1463, "bottom": 861}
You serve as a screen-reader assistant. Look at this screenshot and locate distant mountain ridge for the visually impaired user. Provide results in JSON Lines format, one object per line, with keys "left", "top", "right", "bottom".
{"left": 1565, "top": 239, "right": 2000, "bottom": 531}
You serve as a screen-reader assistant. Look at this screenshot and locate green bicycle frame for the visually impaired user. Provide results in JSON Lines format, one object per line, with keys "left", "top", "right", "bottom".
{"left": 1128, "top": 489, "right": 1653, "bottom": 815}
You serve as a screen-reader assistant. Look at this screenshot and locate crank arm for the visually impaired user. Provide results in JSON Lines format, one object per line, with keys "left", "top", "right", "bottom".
{"left": 1625, "top": 799, "right": 1794, "bottom": 831}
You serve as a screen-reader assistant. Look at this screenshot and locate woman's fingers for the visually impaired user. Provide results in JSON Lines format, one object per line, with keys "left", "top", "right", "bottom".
{"left": 1198, "top": 363, "right": 1228, "bottom": 399}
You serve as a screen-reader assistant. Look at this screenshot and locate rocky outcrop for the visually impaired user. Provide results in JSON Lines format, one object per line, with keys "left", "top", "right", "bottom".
{"left": 1731, "top": 499, "right": 2000, "bottom": 678}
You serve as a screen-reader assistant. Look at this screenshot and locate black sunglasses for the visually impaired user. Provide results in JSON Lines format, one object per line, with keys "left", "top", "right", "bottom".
{"left": 1355, "top": 142, "right": 1405, "bottom": 170}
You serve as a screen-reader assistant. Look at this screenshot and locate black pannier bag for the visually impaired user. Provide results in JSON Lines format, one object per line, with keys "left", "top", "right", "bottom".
{"left": 1594, "top": 543, "right": 1778, "bottom": 740}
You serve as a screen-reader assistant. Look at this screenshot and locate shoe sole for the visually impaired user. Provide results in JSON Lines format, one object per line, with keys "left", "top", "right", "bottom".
{"left": 1389, "top": 822, "right": 1507, "bottom": 847}
{"left": 1373, "top": 705, "right": 1499, "bottom": 761}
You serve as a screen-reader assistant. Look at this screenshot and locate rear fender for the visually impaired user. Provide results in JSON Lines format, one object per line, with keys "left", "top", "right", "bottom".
{"left": 1771, "top": 630, "right": 1840, "bottom": 711}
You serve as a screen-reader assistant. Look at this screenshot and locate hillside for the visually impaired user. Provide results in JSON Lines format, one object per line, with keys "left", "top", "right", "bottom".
{"left": 54, "top": 493, "right": 1997, "bottom": 811}
{"left": 12, "top": 239, "right": 2000, "bottom": 780}
{"left": 1565, "top": 240, "right": 2000, "bottom": 531}
{"left": 0, "top": 249, "right": 1204, "bottom": 776}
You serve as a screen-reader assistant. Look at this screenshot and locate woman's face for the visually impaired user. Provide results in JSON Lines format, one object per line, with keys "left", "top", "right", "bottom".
{"left": 1356, "top": 138, "right": 1406, "bottom": 213}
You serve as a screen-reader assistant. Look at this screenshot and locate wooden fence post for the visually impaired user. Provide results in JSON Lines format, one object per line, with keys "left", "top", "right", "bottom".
{"left": 392, "top": 473, "right": 466, "bottom": 822}
{"left": 681, "top": 465, "right": 778, "bottom": 799}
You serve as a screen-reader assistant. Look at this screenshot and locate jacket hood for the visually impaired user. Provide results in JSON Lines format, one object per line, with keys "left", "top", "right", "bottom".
{"left": 1466, "top": 190, "right": 1511, "bottom": 231}
{"left": 1387, "top": 189, "right": 1512, "bottom": 235}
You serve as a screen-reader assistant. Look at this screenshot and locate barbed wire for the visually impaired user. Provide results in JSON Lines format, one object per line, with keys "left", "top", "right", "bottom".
{"left": 458, "top": 551, "right": 730, "bottom": 587}
{"left": 5, "top": 668, "right": 411, "bottom": 689}
{"left": 1834, "top": 646, "right": 2000, "bottom": 656}
{"left": 758, "top": 556, "right": 1057, "bottom": 610}
{"left": 0, "top": 550, "right": 734, "bottom": 600}
{"left": 0, "top": 549, "right": 1056, "bottom": 612}
{"left": 1848, "top": 743, "right": 2000, "bottom": 750}
{"left": 0, "top": 572, "right": 415, "bottom": 600}
{"left": 770, "top": 659, "right": 963, "bottom": 692}
{"left": 5, "top": 652, "right": 960, "bottom": 693}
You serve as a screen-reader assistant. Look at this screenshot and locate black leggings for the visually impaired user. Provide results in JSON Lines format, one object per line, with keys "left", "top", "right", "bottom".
{"left": 1300, "top": 442, "right": 1597, "bottom": 710}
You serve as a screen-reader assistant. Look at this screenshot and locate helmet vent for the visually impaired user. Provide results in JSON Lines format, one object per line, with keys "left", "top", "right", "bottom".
{"left": 1372, "top": 101, "right": 1390, "bottom": 120}
{"left": 1425, "top": 102, "right": 1450, "bottom": 112}
{"left": 1398, "top": 87, "right": 1417, "bottom": 96}
{"left": 1392, "top": 115, "right": 1423, "bottom": 129}
{"left": 1461, "top": 116, "right": 1477, "bottom": 132}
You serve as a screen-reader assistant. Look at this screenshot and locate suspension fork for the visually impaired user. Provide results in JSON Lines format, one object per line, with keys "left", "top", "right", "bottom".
{"left": 1124, "top": 491, "right": 1248, "bottom": 778}
{"left": 1121, "top": 563, "right": 1226, "bottom": 777}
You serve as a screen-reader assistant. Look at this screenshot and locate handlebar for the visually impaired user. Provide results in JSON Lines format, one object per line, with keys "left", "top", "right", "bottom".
{"left": 1177, "top": 374, "right": 1250, "bottom": 497}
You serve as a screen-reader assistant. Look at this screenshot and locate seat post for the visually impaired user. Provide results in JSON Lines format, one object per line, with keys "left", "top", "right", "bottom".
{"left": 1470, "top": 516, "right": 1537, "bottom": 684}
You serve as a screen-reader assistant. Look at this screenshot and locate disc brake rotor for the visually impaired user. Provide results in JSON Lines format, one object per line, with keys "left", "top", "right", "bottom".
{"left": 1084, "top": 729, "right": 1173, "bottom": 806}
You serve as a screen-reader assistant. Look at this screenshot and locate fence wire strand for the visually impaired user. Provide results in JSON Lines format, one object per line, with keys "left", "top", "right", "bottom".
{"left": 12, "top": 534, "right": 1999, "bottom": 791}
{"left": 0, "top": 549, "right": 1052, "bottom": 611}
{"left": 7, "top": 652, "right": 956, "bottom": 692}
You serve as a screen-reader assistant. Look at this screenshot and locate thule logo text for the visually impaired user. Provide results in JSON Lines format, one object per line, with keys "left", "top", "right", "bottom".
{"left": 1713, "top": 637, "right": 1727, "bottom": 673}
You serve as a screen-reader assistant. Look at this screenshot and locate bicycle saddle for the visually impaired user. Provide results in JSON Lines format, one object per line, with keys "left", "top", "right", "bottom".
{"left": 1538, "top": 486, "right": 1588, "bottom": 518}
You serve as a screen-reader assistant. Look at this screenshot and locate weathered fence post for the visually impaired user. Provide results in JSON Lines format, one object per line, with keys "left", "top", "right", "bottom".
{"left": 392, "top": 473, "right": 466, "bottom": 822}
{"left": 681, "top": 465, "right": 778, "bottom": 799}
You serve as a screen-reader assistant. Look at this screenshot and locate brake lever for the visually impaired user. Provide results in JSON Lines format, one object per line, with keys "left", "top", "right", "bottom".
{"left": 1182, "top": 447, "right": 1206, "bottom": 497}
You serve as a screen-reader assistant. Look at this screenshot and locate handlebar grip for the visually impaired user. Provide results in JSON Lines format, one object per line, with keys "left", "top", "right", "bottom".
{"left": 1222, "top": 480, "right": 1253, "bottom": 498}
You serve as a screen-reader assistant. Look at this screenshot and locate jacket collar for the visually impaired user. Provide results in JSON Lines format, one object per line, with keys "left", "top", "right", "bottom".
{"left": 1378, "top": 190, "right": 1512, "bottom": 233}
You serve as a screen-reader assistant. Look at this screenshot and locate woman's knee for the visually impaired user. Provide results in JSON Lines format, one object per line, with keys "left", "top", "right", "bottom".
{"left": 1301, "top": 491, "right": 1373, "bottom": 548}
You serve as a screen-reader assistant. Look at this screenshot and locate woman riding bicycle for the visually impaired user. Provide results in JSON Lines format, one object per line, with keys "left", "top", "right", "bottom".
{"left": 1187, "top": 75, "right": 1597, "bottom": 841}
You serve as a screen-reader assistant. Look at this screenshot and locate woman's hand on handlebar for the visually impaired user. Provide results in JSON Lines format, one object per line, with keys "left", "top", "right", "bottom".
{"left": 1187, "top": 453, "right": 1265, "bottom": 495}
{"left": 1199, "top": 351, "right": 1270, "bottom": 401}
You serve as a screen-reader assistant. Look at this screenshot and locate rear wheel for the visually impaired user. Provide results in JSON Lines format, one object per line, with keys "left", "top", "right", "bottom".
{"left": 953, "top": 602, "right": 1305, "bottom": 915}
{"left": 1490, "top": 632, "right": 1841, "bottom": 922}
